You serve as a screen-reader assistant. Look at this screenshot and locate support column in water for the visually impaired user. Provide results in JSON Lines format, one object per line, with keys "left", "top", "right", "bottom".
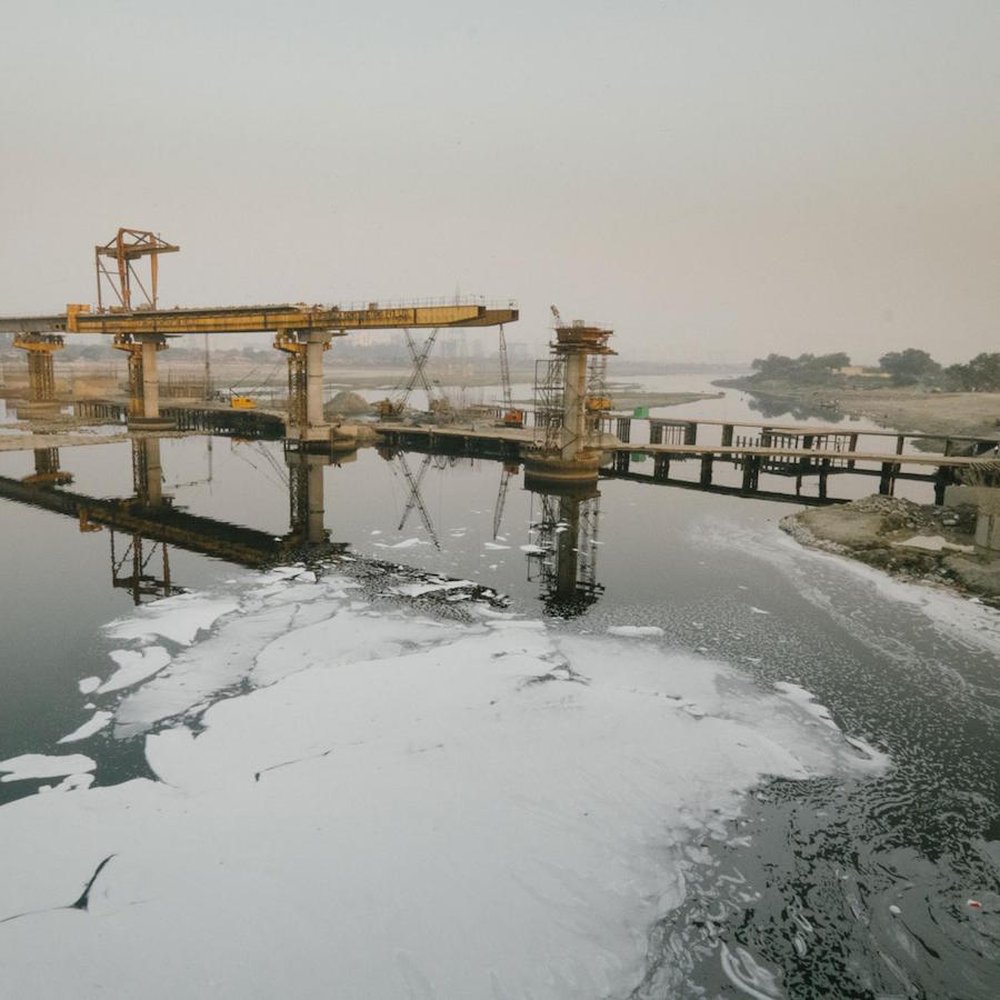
{"left": 525, "top": 319, "right": 616, "bottom": 486}
{"left": 140, "top": 337, "right": 162, "bottom": 419}
{"left": 274, "top": 329, "right": 345, "bottom": 448}
{"left": 561, "top": 350, "right": 589, "bottom": 462}
{"left": 132, "top": 437, "right": 165, "bottom": 507}
{"left": 114, "top": 334, "right": 172, "bottom": 428}
{"left": 305, "top": 331, "right": 329, "bottom": 441}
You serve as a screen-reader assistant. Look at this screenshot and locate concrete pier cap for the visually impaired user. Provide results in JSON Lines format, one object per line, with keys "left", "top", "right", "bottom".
{"left": 523, "top": 449, "right": 604, "bottom": 489}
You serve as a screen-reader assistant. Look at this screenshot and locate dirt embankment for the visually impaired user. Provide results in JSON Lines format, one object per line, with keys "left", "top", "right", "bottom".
{"left": 780, "top": 496, "right": 1000, "bottom": 605}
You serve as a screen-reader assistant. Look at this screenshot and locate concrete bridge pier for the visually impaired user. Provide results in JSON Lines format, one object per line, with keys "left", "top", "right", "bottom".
{"left": 275, "top": 329, "right": 344, "bottom": 449}
{"left": 114, "top": 333, "right": 173, "bottom": 429}
{"left": 284, "top": 450, "right": 351, "bottom": 546}
{"left": 526, "top": 480, "right": 603, "bottom": 616}
{"left": 132, "top": 437, "right": 165, "bottom": 507}
{"left": 525, "top": 319, "right": 616, "bottom": 485}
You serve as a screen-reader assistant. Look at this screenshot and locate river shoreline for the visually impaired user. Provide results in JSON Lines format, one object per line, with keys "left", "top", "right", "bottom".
{"left": 713, "top": 379, "right": 1000, "bottom": 603}
{"left": 715, "top": 376, "right": 1000, "bottom": 444}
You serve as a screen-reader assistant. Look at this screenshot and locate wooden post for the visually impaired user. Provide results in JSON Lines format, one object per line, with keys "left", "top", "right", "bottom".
{"left": 847, "top": 433, "right": 858, "bottom": 469}
{"left": 685, "top": 422, "right": 698, "bottom": 445}
{"left": 654, "top": 453, "right": 670, "bottom": 480}
{"left": 649, "top": 421, "right": 663, "bottom": 445}
{"left": 879, "top": 461, "right": 899, "bottom": 496}
{"left": 933, "top": 467, "right": 952, "bottom": 506}
{"left": 700, "top": 454, "right": 713, "bottom": 485}
{"left": 721, "top": 424, "right": 734, "bottom": 447}
{"left": 819, "top": 459, "right": 830, "bottom": 500}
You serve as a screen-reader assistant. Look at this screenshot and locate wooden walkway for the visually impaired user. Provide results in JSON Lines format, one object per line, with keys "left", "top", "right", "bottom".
{"left": 376, "top": 419, "right": 999, "bottom": 503}
{"left": 611, "top": 442, "right": 999, "bottom": 502}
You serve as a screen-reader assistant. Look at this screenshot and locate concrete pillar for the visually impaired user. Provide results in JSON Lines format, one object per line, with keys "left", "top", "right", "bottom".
{"left": 144, "top": 438, "right": 164, "bottom": 506}
{"left": 276, "top": 329, "right": 334, "bottom": 446}
{"left": 554, "top": 494, "right": 581, "bottom": 603}
{"left": 561, "top": 351, "right": 588, "bottom": 461}
{"left": 305, "top": 458, "right": 325, "bottom": 543}
{"left": 286, "top": 451, "right": 330, "bottom": 544}
{"left": 140, "top": 338, "right": 161, "bottom": 419}
{"left": 305, "top": 332, "right": 328, "bottom": 436}
{"left": 132, "top": 437, "right": 165, "bottom": 506}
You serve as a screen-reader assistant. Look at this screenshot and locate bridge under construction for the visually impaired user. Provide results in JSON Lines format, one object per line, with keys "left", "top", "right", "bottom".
{"left": 0, "top": 228, "right": 518, "bottom": 448}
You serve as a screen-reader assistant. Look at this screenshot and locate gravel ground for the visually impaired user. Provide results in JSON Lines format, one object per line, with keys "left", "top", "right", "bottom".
{"left": 781, "top": 495, "right": 1000, "bottom": 605}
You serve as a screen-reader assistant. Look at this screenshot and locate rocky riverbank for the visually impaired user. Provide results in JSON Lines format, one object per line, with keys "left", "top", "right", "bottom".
{"left": 780, "top": 495, "right": 1000, "bottom": 605}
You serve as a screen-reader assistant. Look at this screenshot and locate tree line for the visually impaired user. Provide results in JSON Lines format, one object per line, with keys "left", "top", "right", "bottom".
{"left": 750, "top": 348, "right": 1000, "bottom": 391}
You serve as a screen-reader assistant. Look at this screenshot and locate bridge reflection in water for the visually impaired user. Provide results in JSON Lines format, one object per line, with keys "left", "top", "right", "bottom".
{"left": 1, "top": 434, "right": 609, "bottom": 615}
{"left": 0, "top": 438, "right": 350, "bottom": 604}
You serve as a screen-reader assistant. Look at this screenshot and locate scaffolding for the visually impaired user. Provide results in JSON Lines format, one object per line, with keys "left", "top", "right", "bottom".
{"left": 110, "top": 530, "right": 178, "bottom": 605}
{"left": 13, "top": 333, "right": 64, "bottom": 402}
{"left": 532, "top": 355, "right": 566, "bottom": 451}
{"left": 525, "top": 489, "right": 604, "bottom": 615}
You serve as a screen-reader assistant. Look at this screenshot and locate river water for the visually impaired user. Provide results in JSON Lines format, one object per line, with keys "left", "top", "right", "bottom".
{"left": 0, "top": 377, "right": 997, "bottom": 998}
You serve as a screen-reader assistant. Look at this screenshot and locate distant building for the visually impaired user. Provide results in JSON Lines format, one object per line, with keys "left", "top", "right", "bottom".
{"left": 834, "top": 366, "right": 890, "bottom": 379}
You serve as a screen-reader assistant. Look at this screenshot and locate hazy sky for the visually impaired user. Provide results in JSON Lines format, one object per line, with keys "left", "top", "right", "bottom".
{"left": 1, "top": 1, "right": 997, "bottom": 364}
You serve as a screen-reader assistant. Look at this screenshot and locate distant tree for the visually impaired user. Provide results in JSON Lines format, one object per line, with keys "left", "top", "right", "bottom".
{"left": 877, "top": 348, "right": 941, "bottom": 383}
{"left": 750, "top": 351, "right": 851, "bottom": 382}
{"left": 814, "top": 352, "right": 851, "bottom": 370}
{"left": 751, "top": 353, "right": 796, "bottom": 377}
{"left": 946, "top": 353, "right": 1000, "bottom": 392}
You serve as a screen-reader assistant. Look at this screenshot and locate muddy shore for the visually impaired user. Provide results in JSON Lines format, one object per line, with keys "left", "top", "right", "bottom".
{"left": 780, "top": 496, "right": 1000, "bottom": 605}
{"left": 714, "top": 379, "right": 1000, "bottom": 601}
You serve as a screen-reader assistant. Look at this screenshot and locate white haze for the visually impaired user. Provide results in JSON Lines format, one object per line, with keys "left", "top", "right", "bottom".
{"left": 0, "top": 1, "right": 997, "bottom": 364}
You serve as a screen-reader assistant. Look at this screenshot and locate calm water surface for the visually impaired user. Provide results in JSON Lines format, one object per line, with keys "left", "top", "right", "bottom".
{"left": 1, "top": 386, "right": 998, "bottom": 998}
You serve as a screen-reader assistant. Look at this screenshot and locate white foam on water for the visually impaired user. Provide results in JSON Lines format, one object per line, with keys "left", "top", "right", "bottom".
{"left": 0, "top": 753, "right": 96, "bottom": 782}
{"left": 374, "top": 537, "right": 427, "bottom": 550}
{"left": 98, "top": 647, "right": 171, "bottom": 694}
{"left": 389, "top": 579, "right": 475, "bottom": 598}
{"left": 57, "top": 711, "right": 113, "bottom": 744}
{"left": 607, "top": 625, "right": 665, "bottom": 637}
{"left": 106, "top": 593, "right": 239, "bottom": 646}
{"left": 697, "top": 518, "right": 1000, "bottom": 659}
{"left": 0, "top": 571, "right": 887, "bottom": 999}
{"left": 52, "top": 773, "right": 95, "bottom": 793}
{"left": 77, "top": 676, "right": 100, "bottom": 695}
